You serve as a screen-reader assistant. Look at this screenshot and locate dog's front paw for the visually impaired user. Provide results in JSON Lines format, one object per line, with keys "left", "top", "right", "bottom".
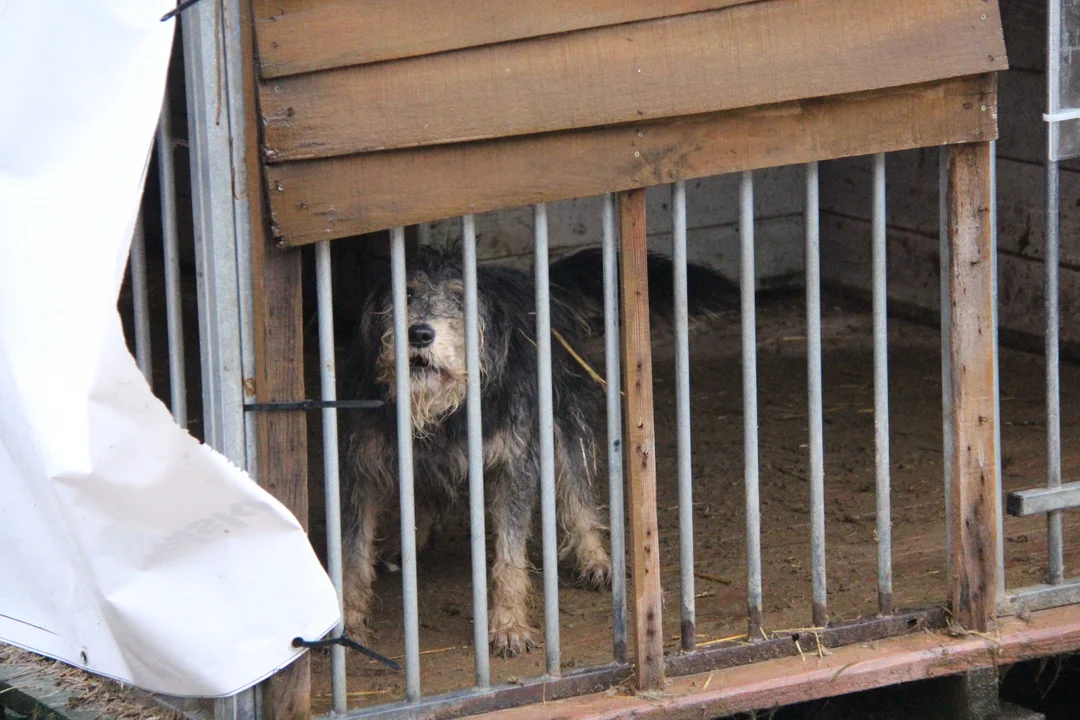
{"left": 489, "top": 623, "right": 536, "bottom": 658}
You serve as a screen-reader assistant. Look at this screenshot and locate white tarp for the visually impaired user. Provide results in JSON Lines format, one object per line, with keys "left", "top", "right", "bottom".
{"left": 0, "top": 0, "right": 340, "bottom": 698}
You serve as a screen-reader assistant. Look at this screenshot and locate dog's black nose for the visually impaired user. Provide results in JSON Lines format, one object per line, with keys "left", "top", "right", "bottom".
{"left": 408, "top": 323, "right": 435, "bottom": 348}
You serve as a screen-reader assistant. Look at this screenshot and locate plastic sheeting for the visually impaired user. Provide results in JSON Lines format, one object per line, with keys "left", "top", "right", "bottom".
{"left": 0, "top": 0, "right": 340, "bottom": 698}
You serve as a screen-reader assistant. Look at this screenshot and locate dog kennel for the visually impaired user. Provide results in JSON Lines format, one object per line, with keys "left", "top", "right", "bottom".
{"left": 64, "top": 0, "right": 1080, "bottom": 718}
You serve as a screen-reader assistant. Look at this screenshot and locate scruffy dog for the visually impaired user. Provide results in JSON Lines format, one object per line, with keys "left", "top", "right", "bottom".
{"left": 340, "top": 246, "right": 737, "bottom": 657}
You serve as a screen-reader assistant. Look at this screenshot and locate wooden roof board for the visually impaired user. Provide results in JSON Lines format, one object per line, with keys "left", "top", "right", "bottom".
{"left": 254, "top": 0, "right": 758, "bottom": 79}
{"left": 259, "top": 0, "right": 1006, "bottom": 163}
{"left": 265, "top": 74, "right": 998, "bottom": 246}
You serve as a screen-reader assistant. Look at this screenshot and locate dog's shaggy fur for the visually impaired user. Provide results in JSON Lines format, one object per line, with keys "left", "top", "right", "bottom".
{"left": 340, "top": 246, "right": 738, "bottom": 657}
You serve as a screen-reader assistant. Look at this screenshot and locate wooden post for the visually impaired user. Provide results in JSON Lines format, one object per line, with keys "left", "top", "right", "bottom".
{"left": 617, "top": 188, "right": 665, "bottom": 691}
{"left": 946, "top": 141, "right": 1000, "bottom": 633}
{"left": 243, "top": 1, "right": 312, "bottom": 717}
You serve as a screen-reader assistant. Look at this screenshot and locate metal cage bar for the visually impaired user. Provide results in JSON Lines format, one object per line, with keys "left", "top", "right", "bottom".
{"left": 462, "top": 214, "right": 492, "bottom": 688}
{"left": 872, "top": 152, "right": 893, "bottom": 615}
{"left": 157, "top": 100, "right": 188, "bottom": 427}
{"left": 740, "top": 170, "right": 764, "bottom": 639}
{"left": 805, "top": 161, "right": 828, "bottom": 628}
{"left": 939, "top": 146, "right": 953, "bottom": 584}
{"left": 1045, "top": 146, "right": 1064, "bottom": 586}
{"left": 391, "top": 225, "right": 423, "bottom": 701}
{"left": 602, "top": 193, "right": 628, "bottom": 664}
{"left": 130, "top": 209, "right": 153, "bottom": 384}
{"left": 672, "top": 181, "right": 697, "bottom": 651}
{"left": 533, "top": 203, "right": 563, "bottom": 676}
{"left": 315, "top": 241, "right": 347, "bottom": 713}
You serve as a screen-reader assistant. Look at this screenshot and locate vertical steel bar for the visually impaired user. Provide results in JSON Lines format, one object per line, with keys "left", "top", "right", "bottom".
{"left": 602, "top": 193, "right": 628, "bottom": 664}
{"left": 740, "top": 171, "right": 764, "bottom": 639}
{"left": 157, "top": 98, "right": 188, "bottom": 427}
{"left": 671, "top": 181, "right": 696, "bottom": 651}
{"left": 314, "top": 242, "right": 347, "bottom": 714}
{"left": 462, "top": 215, "right": 491, "bottom": 688}
{"left": 130, "top": 209, "right": 153, "bottom": 385}
{"left": 990, "top": 140, "right": 1005, "bottom": 599}
{"left": 939, "top": 147, "right": 954, "bottom": 584}
{"left": 534, "top": 203, "right": 562, "bottom": 676}
{"left": 391, "top": 226, "right": 422, "bottom": 700}
{"left": 1046, "top": 0, "right": 1064, "bottom": 588}
{"left": 184, "top": 0, "right": 258, "bottom": 714}
{"left": 805, "top": 162, "right": 827, "bottom": 628}
{"left": 1046, "top": 155, "right": 1064, "bottom": 585}
{"left": 872, "top": 153, "right": 893, "bottom": 615}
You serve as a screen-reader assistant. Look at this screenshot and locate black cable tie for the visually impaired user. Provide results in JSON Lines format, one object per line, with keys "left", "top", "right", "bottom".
{"left": 244, "top": 399, "right": 385, "bottom": 412}
{"left": 292, "top": 635, "right": 401, "bottom": 671}
{"left": 161, "top": 0, "right": 205, "bottom": 22}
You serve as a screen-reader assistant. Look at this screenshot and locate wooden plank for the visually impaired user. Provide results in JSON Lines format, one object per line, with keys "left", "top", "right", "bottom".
{"left": 470, "top": 604, "right": 1080, "bottom": 720}
{"left": 255, "top": 0, "right": 757, "bottom": 79}
{"left": 267, "top": 74, "right": 997, "bottom": 246}
{"left": 946, "top": 142, "right": 1000, "bottom": 634}
{"left": 618, "top": 188, "right": 664, "bottom": 692}
{"left": 259, "top": 0, "right": 1007, "bottom": 161}
{"left": 244, "top": 1, "right": 313, "bottom": 717}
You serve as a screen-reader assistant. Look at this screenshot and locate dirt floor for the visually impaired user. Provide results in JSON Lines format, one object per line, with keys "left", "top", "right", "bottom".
{"left": 302, "top": 289, "right": 1080, "bottom": 715}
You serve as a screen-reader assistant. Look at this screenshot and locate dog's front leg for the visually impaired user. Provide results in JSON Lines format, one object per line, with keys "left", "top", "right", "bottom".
{"left": 343, "top": 496, "right": 380, "bottom": 643}
{"left": 488, "top": 483, "right": 537, "bottom": 658}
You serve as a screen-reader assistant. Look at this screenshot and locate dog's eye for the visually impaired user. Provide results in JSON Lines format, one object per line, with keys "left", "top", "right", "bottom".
{"left": 406, "top": 288, "right": 415, "bottom": 301}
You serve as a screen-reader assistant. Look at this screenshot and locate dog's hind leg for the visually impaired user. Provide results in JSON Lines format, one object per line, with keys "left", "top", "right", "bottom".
{"left": 555, "top": 426, "right": 613, "bottom": 590}
{"left": 488, "top": 476, "right": 537, "bottom": 658}
{"left": 343, "top": 495, "right": 380, "bottom": 643}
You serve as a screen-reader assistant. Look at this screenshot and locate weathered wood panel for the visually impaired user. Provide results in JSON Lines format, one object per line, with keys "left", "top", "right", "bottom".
{"left": 946, "top": 142, "right": 1000, "bottom": 633}
{"left": 618, "top": 188, "right": 665, "bottom": 691}
{"left": 260, "top": 0, "right": 1006, "bottom": 161}
{"left": 255, "top": 0, "right": 757, "bottom": 79}
{"left": 267, "top": 75, "right": 997, "bottom": 246}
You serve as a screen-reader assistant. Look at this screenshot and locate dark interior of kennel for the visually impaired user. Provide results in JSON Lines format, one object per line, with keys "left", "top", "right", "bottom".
{"left": 111, "top": 0, "right": 1080, "bottom": 716}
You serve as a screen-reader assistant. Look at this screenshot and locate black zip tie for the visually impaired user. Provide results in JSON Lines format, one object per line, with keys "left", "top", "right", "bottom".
{"left": 244, "top": 399, "right": 384, "bottom": 412}
{"left": 161, "top": 0, "right": 205, "bottom": 22}
{"left": 292, "top": 636, "right": 401, "bottom": 671}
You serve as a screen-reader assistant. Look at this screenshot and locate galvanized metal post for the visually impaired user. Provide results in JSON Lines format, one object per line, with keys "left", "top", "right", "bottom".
{"left": 157, "top": 98, "right": 188, "bottom": 427}
{"left": 462, "top": 214, "right": 491, "bottom": 688}
{"left": 534, "top": 203, "right": 562, "bottom": 676}
{"left": 671, "top": 181, "right": 696, "bottom": 651}
{"left": 181, "top": 0, "right": 258, "bottom": 715}
{"left": 601, "top": 193, "right": 628, "bottom": 664}
{"left": 740, "top": 171, "right": 764, "bottom": 639}
{"left": 315, "top": 241, "right": 347, "bottom": 713}
{"left": 872, "top": 153, "right": 893, "bottom": 616}
{"left": 130, "top": 209, "right": 153, "bottom": 385}
{"left": 805, "top": 162, "right": 827, "bottom": 628}
{"left": 391, "top": 226, "right": 423, "bottom": 701}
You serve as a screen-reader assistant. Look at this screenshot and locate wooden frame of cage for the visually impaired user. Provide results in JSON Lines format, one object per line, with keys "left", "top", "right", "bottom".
{"left": 231, "top": 0, "right": 1080, "bottom": 717}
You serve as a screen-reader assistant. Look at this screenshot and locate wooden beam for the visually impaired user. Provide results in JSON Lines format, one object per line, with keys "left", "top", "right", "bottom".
{"left": 255, "top": 0, "right": 757, "bottom": 79}
{"left": 617, "top": 188, "right": 664, "bottom": 692}
{"left": 259, "top": 0, "right": 1006, "bottom": 161}
{"left": 946, "top": 141, "right": 1000, "bottom": 634}
{"left": 244, "top": 1, "right": 313, "bottom": 717}
{"left": 267, "top": 74, "right": 998, "bottom": 246}
{"left": 468, "top": 604, "right": 1080, "bottom": 720}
